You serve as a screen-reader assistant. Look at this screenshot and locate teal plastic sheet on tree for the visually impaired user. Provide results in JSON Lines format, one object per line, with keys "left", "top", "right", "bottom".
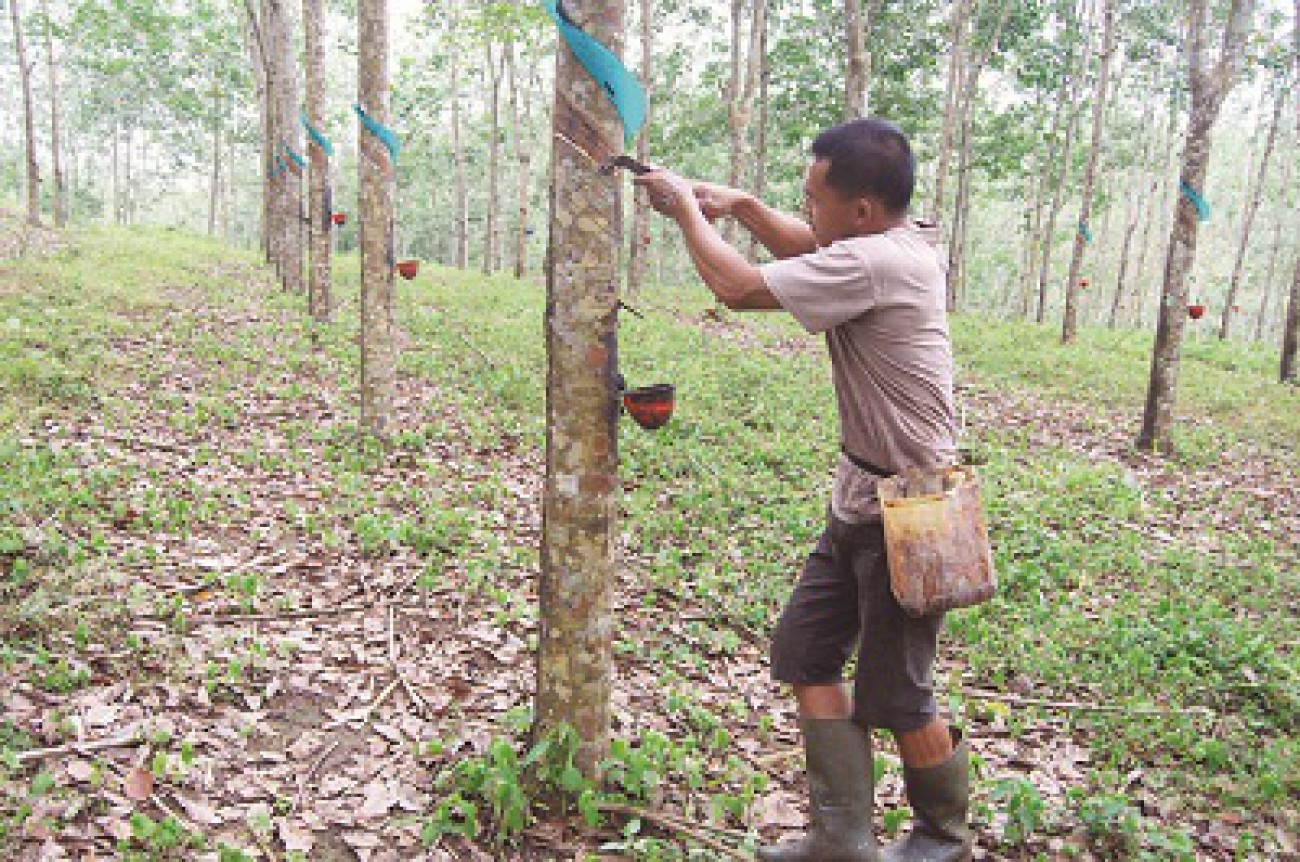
{"left": 1179, "top": 179, "right": 1211, "bottom": 222}
{"left": 301, "top": 111, "right": 334, "bottom": 157}
{"left": 354, "top": 104, "right": 401, "bottom": 162}
{"left": 542, "top": 0, "right": 647, "bottom": 148}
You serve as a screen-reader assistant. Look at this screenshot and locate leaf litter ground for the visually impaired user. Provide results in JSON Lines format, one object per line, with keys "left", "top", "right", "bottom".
{"left": 1, "top": 231, "right": 1295, "bottom": 860}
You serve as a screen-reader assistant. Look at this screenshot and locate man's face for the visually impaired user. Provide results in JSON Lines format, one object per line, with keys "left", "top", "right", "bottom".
{"left": 802, "top": 159, "right": 870, "bottom": 247}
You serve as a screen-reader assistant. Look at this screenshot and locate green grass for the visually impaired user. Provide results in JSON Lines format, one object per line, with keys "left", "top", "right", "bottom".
{"left": 1, "top": 226, "right": 1295, "bottom": 858}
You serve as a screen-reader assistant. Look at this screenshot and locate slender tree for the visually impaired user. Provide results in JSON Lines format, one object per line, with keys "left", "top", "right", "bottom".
{"left": 483, "top": 42, "right": 504, "bottom": 274}
{"left": 1062, "top": 0, "right": 1116, "bottom": 343}
{"left": 1280, "top": 0, "right": 1299, "bottom": 382}
{"left": 1219, "top": 81, "right": 1284, "bottom": 339}
{"left": 449, "top": 9, "right": 469, "bottom": 269}
{"left": 38, "top": 0, "right": 64, "bottom": 226}
{"left": 358, "top": 0, "right": 396, "bottom": 434}
{"left": 724, "top": 0, "right": 766, "bottom": 247}
{"left": 843, "top": 0, "right": 882, "bottom": 120}
{"left": 626, "top": 0, "right": 653, "bottom": 295}
{"left": 536, "top": 0, "right": 626, "bottom": 775}
{"left": 932, "top": 0, "right": 973, "bottom": 225}
{"left": 1138, "top": 0, "right": 1257, "bottom": 451}
{"left": 303, "top": 0, "right": 332, "bottom": 321}
{"left": 10, "top": 0, "right": 41, "bottom": 227}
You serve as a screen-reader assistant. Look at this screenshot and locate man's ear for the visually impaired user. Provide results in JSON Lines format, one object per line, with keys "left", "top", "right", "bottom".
{"left": 855, "top": 197, "right": 875, "bottom": 228}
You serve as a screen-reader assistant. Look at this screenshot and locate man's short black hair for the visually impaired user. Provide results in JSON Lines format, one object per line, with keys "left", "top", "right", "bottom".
{"left": 810, "top": 118, "right": 914, "bottom": 215}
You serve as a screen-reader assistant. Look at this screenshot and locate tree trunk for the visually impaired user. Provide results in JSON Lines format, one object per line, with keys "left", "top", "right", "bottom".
{"left": 505, "top": 37, "right": 531, "bottom": 280}
{"left": 724, "top": 0, "right": 766, "bottom": 247}
{"left": 843, "top": 0, "right": 882, "bottom": 120}
{"left": 1280, "top": 0, "right": 1300, "bottom": 381}
{"left": 303, "top": 0, "right": 332, "bottom": 322}
{"left": 1138, "top": 0, "right": 1256, "bottom": 451}
{"left": 208, "top": 87, "right": 222, "bottom": 236}
{"left": 111, "top": 119, "right": 120, "bottom": 225}
{"left": 947, "top": 0, "right": 1010, "bottom": 311}
{"left": 536, "top": 0, "right": 625, "bottom": 776}
{"left": 1255, "top": 153, "right": 1289, "bottom": 341}
{"left": 484, "top": 43, "right": 504, "bottom": 275}
{"left": 124, "top": 128, "right": 133, "bottom": 225}
{"left": 10, "top": 0, "right": 41, "bottom": 226}
{"left": 749, "top": 12, "right": 769, "bottom": 260}
{"left": 932, "top": 0, "right": 972, "bottom": 225}
{"left": 450, "top": 14, "right": 469, "bottom": 270}
{"left": 1036, "top": 0, "right": 1092, "bottom": 323}
{"left": 1062, "top": 0, "right": 1116, "bottom": 343}
{"left": 358, "top": 0, "right": 396, "bottom": 434}
{"left": 626, "top": 0, "right": 653, "bottom": 295}
{"left": 1219, "top": 82, "right": 1284, "bottom": 339}
{"left": 270, "top": 0, "right": 303, "bottom": 293}
{"left": 1108, "top": 187, "right": 1141, "bottom": 328}
{"left": 38, "top": 0, "right": 64, "bottom": 226}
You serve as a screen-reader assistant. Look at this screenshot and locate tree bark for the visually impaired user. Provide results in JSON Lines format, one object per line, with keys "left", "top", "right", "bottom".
{"left": 38, "top": 0, "right": 64, "bottom": 226}
{"left": 1107, "top": 187, "right": 1141, "bottom": 328}
{"left": 1036, "top": 0, "right": 1092, "bottom": 323}
{"left": 749, "top": 12, "right": 769, "bottom": 261}
{"left": 303, "top": 0, "right": 332, "bottom": 322}
{"left": 843, "top": 0, "right": 882, "bottom": 120}
{"left": 358, "top": 0, "right": 396, "bottom": 434}
{"left": 484, "top": 43, "right": 504, "bottom": 275}
{"left": 111, "top": 119, "right": 120, "bottom": 225}
{"left": 208, "top": 87, "right": 222, "bottom": 236}
{"left": 1138, "top": 0, "right": 1257, "bottom": 451}
{"left": 1219, "top": 82, "right": 1284, "bottom": 340}
{"left": 947, "top": 0, "right": 1010, "bottom": 311}
{"left": 1255, "top": 150, "right": 1289, "bottom": 342}
{"left": 449, "top": 11, "right": 469, "bottom": 270}
{"left": 932, "top": 0, "right": 973, "bottom": 225}
{"left": 1062, "top": 0, "right": 1116, "bottom": 343}
{"left": 536, "top": 0, "right": 625, "bottom": 776}
{"left": 270, "top": 0, "right": 303, "bottom": 293}
{"left": 1280, "top": 0, "right": 1300, "bottom": 381}
{"left": 626, "top": 0, "right": 653, "bottom": 295}
{"left": 724, "top": 0, "right": 766, "bottom": 247}
{"left": 505, "top": 37, "right": 531, "bottom": 280}
{"left": 10, "top": 0, "right": 41, "bottom": 226}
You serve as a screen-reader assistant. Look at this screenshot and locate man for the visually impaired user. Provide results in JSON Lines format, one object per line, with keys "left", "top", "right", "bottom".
{"left": 634, "top": 118, "right": 971, "bottom": 862}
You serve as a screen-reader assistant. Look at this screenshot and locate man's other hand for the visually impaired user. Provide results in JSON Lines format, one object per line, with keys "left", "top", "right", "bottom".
{"left": 633, "top": 169, "right": 698, "bottom": 222}
{"left": 692, "top": 181, "right": 749, "bottom": 222}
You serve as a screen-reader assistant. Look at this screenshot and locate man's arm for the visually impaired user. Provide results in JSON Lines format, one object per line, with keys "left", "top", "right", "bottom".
{"left": 694, "top": 181, "right": 817, "bottom": 260}
{"left": 635, "top": 170, "right": 783, "bottom": 311}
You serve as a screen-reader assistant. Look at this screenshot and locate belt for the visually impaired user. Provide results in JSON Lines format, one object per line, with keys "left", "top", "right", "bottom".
{"left": 840, "top": 445, "right": 896, "bottom": 479}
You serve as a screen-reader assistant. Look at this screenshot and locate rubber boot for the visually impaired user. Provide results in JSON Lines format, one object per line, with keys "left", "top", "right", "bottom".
{"left": 756, "top": 718, "right": 880, "bottom": 862}
{"left": 881, "top": 729, "right": 973, "bottom": 862}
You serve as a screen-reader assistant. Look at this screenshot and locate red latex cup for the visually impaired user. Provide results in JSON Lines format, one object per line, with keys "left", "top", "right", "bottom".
{"left": 331, "top": 212, "right": 347, "bottom": 226}
{"left": 623, "top": 383, "right": 675, "bottom": 430}
{"left": 396, "top": 260, "right": 419, "bottom": 280}
{"left": 1188, "top": 304, "right": 1205, "bottom": 320}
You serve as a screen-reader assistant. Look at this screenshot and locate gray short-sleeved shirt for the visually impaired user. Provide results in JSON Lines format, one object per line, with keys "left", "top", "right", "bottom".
{"left": 761, "top": 221, "right": 957, "bottom": 522}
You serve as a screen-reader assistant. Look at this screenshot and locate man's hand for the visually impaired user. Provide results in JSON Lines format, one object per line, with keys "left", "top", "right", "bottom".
{"left": 692, "top": 181, "right": 750, "bottom": 222}
{"left": 633, "top": 168, "right": 699, "bottom": 222}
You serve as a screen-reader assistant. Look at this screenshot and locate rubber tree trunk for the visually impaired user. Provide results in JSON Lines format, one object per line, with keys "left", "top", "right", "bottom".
{"left": 1280, "top": 0, "right": 1300, "bottom": 381}
{"left": 748, "top": 17, "right": 769, "bottom": 261}
{"left": 1037, "top": 1, "right": 1092, "bottom": 323}
{"left": 505, "top": 37, "right": 531, "bottom": 280}
{"left": 38, "top": 0, "right": 64, "bottom": 226}
{"left": 269, "top": 0, "right": 303, "bottom": 293}
{"left": 357, "top": 0, "right": 396, "bottom": 435}
{"left": 303, "top": 0, "right": 332, "bottom": 322}
{"left": 483, "top": 43, "right": 504, "bottom": 275}
{"left": 208, "top": 87, "right": 222, "bottom": 236}
{"left": 1255, "top": 149, "right": 1290, "bottom": 341}
{"left": 843, "top": 0, "right": 882, "bottom": 120}
{"left": 932, "top": 0, "right": 972, "bottom": 226}
{"left": 1138, "top": 0, "right": 1256, "bottom": 452}
{"left": 724, "top": 0, "right": 765, "bottom": 247}
{"left": 449, "top": 12, "right": 469, "bottom": 270}
{"left": 1219, "top": 82, "right": 1284, "bottom": 340}
{"left": 626, "top": 0, "right": 653, "bottom": 295}
{"left": 10, "top": 0, "right": 41, "bottom": 227}
{"left": 1107, "top": 188, "right": 1141, "bottom": 328}
{"left": 536, "top": 0, "right": 625, "bottom": 776}
{"left": 1061, "top": 0, "right": 1115, "bottom": 343}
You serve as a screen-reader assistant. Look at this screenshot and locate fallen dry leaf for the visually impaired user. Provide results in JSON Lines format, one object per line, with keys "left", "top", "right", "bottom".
{"left": 123, "top": 767, "right": 154, "bottom": 802}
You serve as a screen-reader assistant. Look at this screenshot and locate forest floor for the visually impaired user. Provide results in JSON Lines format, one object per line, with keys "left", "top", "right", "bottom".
{"left": 1, "top": 227, "right": 1297, "bottom": 861}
